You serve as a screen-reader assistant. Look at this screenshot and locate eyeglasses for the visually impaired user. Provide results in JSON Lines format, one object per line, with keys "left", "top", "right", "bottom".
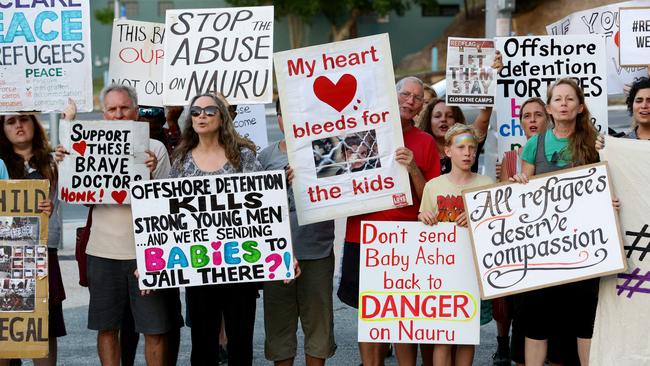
{"left": 190, "top": 106, "right": 219, "bottom": 117}
{"left": 398, "top": 91, "right": 424, "bottom": 103}
{"left": 138, "top": 107, "right": 165, "bottom": 118}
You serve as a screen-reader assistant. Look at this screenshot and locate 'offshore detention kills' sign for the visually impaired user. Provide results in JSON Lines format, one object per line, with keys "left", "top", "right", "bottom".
{"left": 130, "top": 171, "right": 294, "bottom": 290}
{"left": 463, "top": 163, "right": 626, "bottom": 299}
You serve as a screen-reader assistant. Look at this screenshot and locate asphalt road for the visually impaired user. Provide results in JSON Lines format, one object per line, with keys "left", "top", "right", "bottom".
{"left": 40, "top": 106, "right": 631, "bottom": 365}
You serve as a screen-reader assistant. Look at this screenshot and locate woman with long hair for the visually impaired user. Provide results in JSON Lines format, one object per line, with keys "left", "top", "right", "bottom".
{"left": 0, "top": 113, "right": 62, "bottom": 366}
{"left": 511, "top": 78, "right": 602, "bottom": 366}
{"left": 170, "top": 93, "right": 260, "bottom": 365}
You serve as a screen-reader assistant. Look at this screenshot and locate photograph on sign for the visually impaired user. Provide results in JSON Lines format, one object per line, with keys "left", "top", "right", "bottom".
{"left": 358, "top": 221, "right": 480, "bottom": 344}
{"left": 463, "top": 163, "right": 626, "bottom": 299}
{"left": 109, "top": 19, "right": 165, "bottom": 107}
{"left": 0, "top": 2, "right": 93, "bottom": 112}
{"left": 446, "top": 37, "right": 496, "bottom": 107}
{"left": 163, "top": 6, "right": 274, "bottom": 105}
{"left": 274, "top": 34, "right": 411, "bottom": 225}
{"left": 58, "top": 121, "right": 150, "bottom": 205}
{"left": 130, "top": 171, "right": 294, "bottom": 290}
{"left": 495, "top": 35, "right": 607, "bottom": 157}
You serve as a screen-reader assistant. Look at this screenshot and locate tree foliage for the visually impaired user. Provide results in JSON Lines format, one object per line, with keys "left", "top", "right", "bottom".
{"left": 94, "top": 7, "right": 114, "bottom": 25}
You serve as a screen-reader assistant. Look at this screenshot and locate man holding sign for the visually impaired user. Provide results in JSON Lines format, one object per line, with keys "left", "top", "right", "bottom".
{"left": 339, "top": 77, "right": 440, "bottom": 365}
{"left": 56, "top": 85, "right": 177, "bottom": 365}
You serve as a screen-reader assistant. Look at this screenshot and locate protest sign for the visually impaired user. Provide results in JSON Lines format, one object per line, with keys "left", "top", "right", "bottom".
{"left": 109, "top": 19, "right": 165, "bottom": 107}
{"left": 233, "top": 104, "right": 268, "bottom": 151}
{"left": 546, "top": 1, "right": 648, "bottom": 94}
{"left": 463, "top": 162, "right": 626, "bottom": 299}
{"left": 495, "top": 35, "right": 607, "bottom": 157}
{"left": 358, "top": 221, "right": 480, "bottom": 344}
{"left": 58, "top": 121, "right": 150, "bottom": 205}
{"left": 0, "top": 180, "right": 49, "bottom": 359}
{"left": 619, "top": 7, "right": 650, "bottom": 67}
{"left": 0, "top": 1, "right": 93, "bottom": 112}
{"left": 591, "top": 137, "right": 650, "bottom": 366}
{"left": 130, "top": 171, "right": 294, "bottom": 290}
{"left": 445, "top": 38, "right": 496, "bottom": 107}
{"left": 163, "top": 6, "right": 274, "bottom": 106}
{"left": 274, "top": 34, "right": 411, "bottom": 225}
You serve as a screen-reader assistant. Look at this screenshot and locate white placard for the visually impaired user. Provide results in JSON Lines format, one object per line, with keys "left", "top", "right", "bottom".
{"left": 109, "top": 19, "right": 165, "bottom": 107}
{"left": 591, "top": 137, "right": 650, "bottom": 366}
{"left": 274, "top": 34, "right": 411, "bottom": 225}
{"left": 619, "top": 7, "right": 650, "bottom": 67}
{"left": 58, "top": 120, "right": 150, "bottom": 205}
{"left": 234, "top": 104, "right": 268, "bottom": 151}
{"left": 358, "top": 221, "right": 480, "bottom": 344}
{"left": 163, "top": 6, "right": 274, "bottom": 106}
{"left": 0, "top": 2, "right": 93, "bottom": 112}
{"left": 546, "top": 1, "right": 649, "bottom": 94}
{"left": 446, "top": 38, "right": 496, "bottom": 107}
{"left": 130, "top": 171, "right": 295, "bottom": 290}
{"left": 495, "top": 35, "right": 608, "bottom": 157}
{"left": 463, "top": 163, "right": 626, "bottom": 299}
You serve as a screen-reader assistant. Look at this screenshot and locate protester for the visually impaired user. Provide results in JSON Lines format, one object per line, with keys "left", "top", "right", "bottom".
{"left": 418, "top": 123, "right": 492, "bottom": 366}
{"left": 257, "top": 99, "right": 336, "bottom": 366}
{"left": 416, "top": 84, "right": 438, "bottom": 123}
{"left": 138, "top": 106, "right": 169, "bottom": 149}
{"left": 510, "top": 78, "right": 605, "bottom": 366}
{"left": 169, "top": 93, "right": 261, "bottom": 365}
{"left": 0, "top": 159, "right": 7, "bottom": 180}
{"left": 622, "top": 76, "right": 650, "bottom": 140}
{"left": 338, "top": 76, "right": 440, "bottom": 366}
{"left": 164, "top": 106, "right": 184, "bottom": 152}
{"left": 0, "top": 113, "right": 61, "bottom": 366}
{"left": 55, "top": 84, "right": 179, "bottom": 366}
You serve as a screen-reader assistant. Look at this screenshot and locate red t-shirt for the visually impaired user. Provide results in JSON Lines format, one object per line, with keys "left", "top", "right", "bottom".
{"left": 345, "top": 125, "right": 440, "bottom": 243}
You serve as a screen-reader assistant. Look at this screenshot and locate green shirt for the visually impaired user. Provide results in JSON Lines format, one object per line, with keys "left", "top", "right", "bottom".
{"left": 521, "top": 131, "right": 570, "bottom": 167}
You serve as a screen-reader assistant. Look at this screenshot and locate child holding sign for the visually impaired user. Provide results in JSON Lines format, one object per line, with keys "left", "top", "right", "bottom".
{"left": 418, "top": 123, "right": 492, "bottom": 366}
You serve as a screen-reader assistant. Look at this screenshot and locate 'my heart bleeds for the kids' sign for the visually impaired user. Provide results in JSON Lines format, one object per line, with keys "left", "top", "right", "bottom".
{"left": 274, "top": 33, "right": 412, "bottom": 225}
{"left": 313, "top": 74, "right": 358, "bottom": 112}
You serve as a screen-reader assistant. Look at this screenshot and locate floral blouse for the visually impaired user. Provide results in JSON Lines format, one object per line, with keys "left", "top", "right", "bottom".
{"left": 169, "top": 147, "right": 262, "bottom": 178}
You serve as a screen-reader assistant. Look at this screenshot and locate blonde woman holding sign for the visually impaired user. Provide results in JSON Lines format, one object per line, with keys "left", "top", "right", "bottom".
{"left": 510, "top": 79, "right": 616, "bottom": 366}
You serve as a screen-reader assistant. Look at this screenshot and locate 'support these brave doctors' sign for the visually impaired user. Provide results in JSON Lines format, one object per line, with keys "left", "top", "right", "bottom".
{"left": 463, "top": 163, "right": 626, "bottom": 299}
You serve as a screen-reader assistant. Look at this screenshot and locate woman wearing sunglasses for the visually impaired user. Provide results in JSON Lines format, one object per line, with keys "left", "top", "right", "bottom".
{"left": 169, "top": 93, "right": 261, "bottom": 365}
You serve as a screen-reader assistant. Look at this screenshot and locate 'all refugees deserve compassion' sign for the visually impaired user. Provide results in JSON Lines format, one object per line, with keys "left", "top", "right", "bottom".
{"left": 130, "top": 171, "right": 294, "bottom": 290}
{"left": 274, "top": 34, "right": 412, "bottom": 225}
{"left": 358, "top": 222, "right": 480, "bottom": 344}
{"left": 495, "top": 35, "right": 607, "bottom": 157}
{"left": 0, "top": 0, "right": 93, "bottom": 112}
{"left": 463, "top": 163, "right": 626, "bottom": 299}
{"left": 163, "top": 6, "right": 274, "bottom": 105}
{"left": 58, "top": 121, "right": 150, "bottom": 205}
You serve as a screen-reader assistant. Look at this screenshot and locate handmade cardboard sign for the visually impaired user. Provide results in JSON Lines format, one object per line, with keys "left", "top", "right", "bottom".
{"left": 130, "top": 171, "right": 295, "bottom": 290}
{"left": 358, "top": 221, "right": 480, "bottom": 344}
{"left": 495, "top": 35, "right": 607, "bottom": 157}
{"left": 619, "top": 7, "right": 650, "bottom": 67}
{"left": 0, "top": 1, "right": 93, "bottom": 112}
{"left": 163, "top": 6, "right": 274, "bottom": 105}
{"left": 274, "top": 33, "right": 411, "bottom": 225}
{"left": 591, "top": 137, "right": 650, "bottom": 366}
{"left": 233, "top": 104, "right": 268, "bottom": 151}
{"left": 0, "top": 180, "right": 50, "bottom": 359}
{"left": 109, "top": 19, "right": 165, "bottom": 107}
{"left": 58, "top": 121, "right": 150, "bottom": 205}
{"left": 546, "top": 1, "right": 648, "bottom": 94}
{"left": 446, "top": 38, "right": 496, "bottom": 107}
{"left": 463, "top": 163, "right": 626, "bottom": 299}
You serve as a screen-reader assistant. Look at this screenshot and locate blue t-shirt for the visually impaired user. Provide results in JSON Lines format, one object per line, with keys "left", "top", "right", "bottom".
{"left": 521, "top": 130, "right": 570, "bottom": 167}
{"left": 0, "top": 160, "right": 8, "bottom": 180}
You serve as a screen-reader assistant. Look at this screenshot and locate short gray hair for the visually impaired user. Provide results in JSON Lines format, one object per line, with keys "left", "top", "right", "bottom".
{"left": 396, "top": 76, "right": 424, "bottom": 93}
{"left": 100, "top": 84, "right": 138, "bottom": 110}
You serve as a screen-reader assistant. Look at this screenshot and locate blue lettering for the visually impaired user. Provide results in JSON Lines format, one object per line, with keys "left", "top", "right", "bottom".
{"left": 224, "top": 241, "right": 241, "bottom": 265}
{"left": 61, "top": 10, "right": 81, "bottom": 41}
{"left": 34, "top": 11, "right": 57, "bottom": 41}
{"left": 499, "top": 119, "right": 524, "bottom": 137}
{"left": 166, "top": 247, "right": 189, "bottom": 269}
{"left": 1, "top": 12, "right": 34, "bottom": 43}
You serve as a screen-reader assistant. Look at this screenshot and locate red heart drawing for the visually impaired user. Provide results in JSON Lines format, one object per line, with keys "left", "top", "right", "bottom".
{"left": 111, "top": 190, "right": 128, "bottom": 204}
{"left": 313, "top": 74, "right": 357, "bottom": 112}
{"left": 72, "top": 141, "right": 87, "bottom": 156}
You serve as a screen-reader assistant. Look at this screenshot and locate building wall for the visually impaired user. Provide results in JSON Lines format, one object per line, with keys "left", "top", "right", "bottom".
{"left": 90, "top": 0, "right": 461, "bottom": 79}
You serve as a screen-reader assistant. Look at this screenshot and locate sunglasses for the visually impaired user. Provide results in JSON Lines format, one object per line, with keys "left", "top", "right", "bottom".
{"left": 190, "top": 105, "right": 219, "bottom": 117}
{"left": 138, "top": 107, "right": 165, "bottom": 118}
